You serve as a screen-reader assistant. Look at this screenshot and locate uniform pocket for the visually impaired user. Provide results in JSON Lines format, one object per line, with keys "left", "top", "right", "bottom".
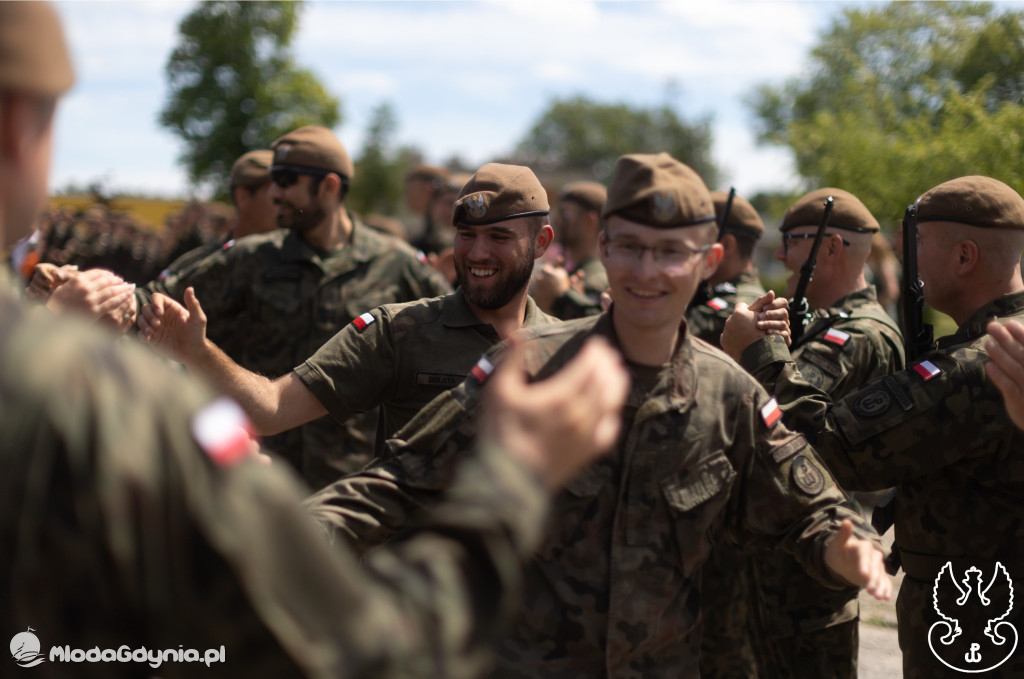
{"left": 661, "top": 452, "right": 736, "bottom": 576}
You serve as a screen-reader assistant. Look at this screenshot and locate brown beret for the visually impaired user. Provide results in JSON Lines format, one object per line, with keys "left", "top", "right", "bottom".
{"left": 602, "top": 152, "right": 715, "bottom": 228}
{"left": 452, "top": 163, "right": 549, "bottom": 226}
{"left": 916, "top": 176, "right": 1024, "bottom": 230}
{"left": 407, "top": 164, "right": 448, "bottom": 184}
{"left": 229, "top": 150, "right": 273, "bottom": 190}
{"left": 560, "top": 181, "right": 607, "bottom": 213}
{"left": 711, "top": 190, "right": 763, "bottom": 238}
{"left": 0, "top": 2, "right": 74, "bottom": 97}
{"left": 271, "top": 126, "right": 355, "bottom": 179}
{"left": 780, "top": 188, "right": 878, "bottom": 233}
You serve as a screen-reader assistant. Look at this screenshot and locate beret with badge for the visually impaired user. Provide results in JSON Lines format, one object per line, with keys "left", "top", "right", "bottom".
{"left": 452, "top": 163, "right": 550, "bottom": 226}
{"left": 780, "top": 188, "right": 878, "bottom": 233}
{"left": 0, "top": 2, "right": 74, "bottom": 96}
{"left": 229, "top": 150, "right": 273, "bottom": 190}
{"left": 602, "top": 152, "right": 715, "bottom": 228}
{"left": 916, "top": 176, "right": 1024, "bottom": 230}
{"left": 560, "top": 181, "right": 608, "bottom": 213}
{"left": 711, "top": 190, "right": 763, "bottom": 238}
{"left": 271, "top": 126, "right": 355, "bottom": 180}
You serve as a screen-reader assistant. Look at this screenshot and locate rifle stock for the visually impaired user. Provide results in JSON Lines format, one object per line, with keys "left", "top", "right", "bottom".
{"left": 788, "top": 196, "right": 835, "bottom": 344}
{"left": 900, "top": 203, "right": 934, "bottom": 362}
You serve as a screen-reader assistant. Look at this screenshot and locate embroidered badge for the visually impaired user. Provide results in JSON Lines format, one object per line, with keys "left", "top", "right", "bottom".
{"left": 191, "top": 397, "right": 255, "bottom": 467}
{"left": 466, "top": 193, "right": 487, "bottom": 219}
{"left": 823, "top": 327, "right": 850, "bottom": 346}
{"left": 352, "top": 312, "right": 376, "bottom": 331}
{"left": 852, "top": 389, "right": 892, "bottom": 418}
{"left": 273, "top": 143, "right": 292, "bottom": 163}
{"left": 221, "top": 239, "right": 235, "bottom": 250}
{"left": 652, "top": 191, "right": 677, "bottom": 223}
{"left": 912, "top": 360, "right": 941, "bottom": 382}
{"left": 470, "top": 356, "right": 495, "bottom": 383}
{"left": 761, "top": 398, "right": 782, "bottom": 428}
{"left": 706, "top": 297, "right": 728, "bottom": 311}
{"left": 791, "top": 454, "right": 826, "bottom": 496}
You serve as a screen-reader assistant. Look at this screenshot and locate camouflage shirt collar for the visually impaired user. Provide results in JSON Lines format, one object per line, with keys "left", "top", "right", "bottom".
{"left": 283, "top": 211, "right": 373, "bottom": 267}
{"left": 943, "top": 290, "right": 1024, "bottom": 347}
{"left": 443, "top": 289, "right": 552, "bottom": 330}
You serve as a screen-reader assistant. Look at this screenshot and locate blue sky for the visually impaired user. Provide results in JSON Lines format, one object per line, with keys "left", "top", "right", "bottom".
{"left": 51, "top": 1, "right": 845, "bottom": 199}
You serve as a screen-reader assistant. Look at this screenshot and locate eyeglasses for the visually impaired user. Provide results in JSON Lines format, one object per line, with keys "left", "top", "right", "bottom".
{"left": 603, "top": 238, "right": 710, "bottom": 268}
{"left": 270, "top": 167, "right": 331, "bottom": 188}
{"left": 781, "top": 232, "right": 851, "bottom": 255}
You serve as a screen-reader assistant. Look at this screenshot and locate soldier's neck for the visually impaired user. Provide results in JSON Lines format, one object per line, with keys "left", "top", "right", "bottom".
{"left": 302, "top": 207, "right": 353, "bottom": 252}
{"left": 470, "top": 291, "right": 530, "bottom": 341}
{"left": 613, "top": 312, "right": 680, "bottom": 367}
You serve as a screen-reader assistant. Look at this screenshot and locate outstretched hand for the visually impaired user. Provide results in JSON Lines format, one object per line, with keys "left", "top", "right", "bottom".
{"left": 44, "top": 268, "right": 135, "bottom": 331}
{"left": 985, "top": 320, "right": 1024, "bottom": 431}
{"left": 479, "top": 336, "right": 629, "bottom": 489}
{"left": 139, "top": 287, "right": 209, "bottom": 365}
{"left": 824, "top": 519, "right": 892, "bottom": 601}
{"left": 721, "top": 290, "right": 790, "bottom": 361}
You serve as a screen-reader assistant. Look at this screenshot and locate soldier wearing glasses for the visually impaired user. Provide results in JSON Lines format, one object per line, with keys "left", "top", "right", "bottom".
{"left": 137, "top": 126, "right": 450, "bottom": 490}
{"left": 302, "top": 152, "right": 892, "bottom": 678}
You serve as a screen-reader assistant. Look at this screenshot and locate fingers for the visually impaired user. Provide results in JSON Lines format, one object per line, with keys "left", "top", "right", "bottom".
{"left": 139, "top": 293, "right": 168, "bottom": 340}
{"left": 747, "top": 290, "right": 776, "bottom": 312}
{"left": 184, "top": 287, "right": 207, "bottom": 325}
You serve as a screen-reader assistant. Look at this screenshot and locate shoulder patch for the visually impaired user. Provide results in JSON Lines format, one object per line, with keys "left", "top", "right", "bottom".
{"left": 852, "top": 389, "right": 892, "bottom": 418}
{"left": 416, "top": 250, "right": 428, "bottom": 264}
{"left": 221, "top": 238, "right": 235, "bottom": 250}
{"left": 823, "top": 327, "right": 850, "bottom": 346}
{"left": 761, "top": 398, "right": 782, "bottom": 428}
{"left": 706, "top": 297, "right": 729, "bottom": 311}
{"left": 714, "top": 282, "right": 737, "bottom": 295}
{"left": 790, "top": 454, "right": 826, "bottom": 496}
{"left": 912, "top": 360, "right": 941, "bottom": 382}
{"left": 352, "top": 312, "right": 376, "bottom": 331}
{"left": 191, "top": 397, "right": 254, "bottom": 467}
{"left": 470, "top": 356, "right": 495, "bottom": 384}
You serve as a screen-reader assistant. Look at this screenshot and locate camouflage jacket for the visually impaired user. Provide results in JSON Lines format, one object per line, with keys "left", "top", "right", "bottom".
{"left": 307, "top": 310, "right": 881, "bottom": 679}
{"left": 136, "top": 219, "right": 451, "bottom": 490}
{"left": 741, "top": 292, "right": 1024, "bottom": 676}
{"left": 0, "top": 287, "right": 549, "bottom": 679}
{"left": 686, "top": 268, "right": 765, "bottom": 344}
{"left": 294, "top": 289, "right": 558, "bottom": 458}
{"left": 746, "top": 286, "right": 905, "bottom": 636}
{"left": 549, "top": 254, "right": 608, "bottom": 320}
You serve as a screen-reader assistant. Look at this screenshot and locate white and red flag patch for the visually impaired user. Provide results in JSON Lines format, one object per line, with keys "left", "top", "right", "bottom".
{"left": 823, "top": 327, "right": 850, "bottom": 346}
{"left": 761, "top": 398, "right": 782, "bottom": 428}
{"left": 352, "top": 312, "right": 376, "bottom": 331}
{"left": 470, "top": 356, "right": 495, "bottom": 384}
{"left": 706, "top": 297, "right": 728, "bottom": 311}
{"left": 192, "top": 397, "right": 255, "bottom": 467}
{"left": 912, "top": 360, "right": 941, "bottom": 382}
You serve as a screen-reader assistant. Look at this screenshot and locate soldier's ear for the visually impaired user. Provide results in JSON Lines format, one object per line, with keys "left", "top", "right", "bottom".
{"left": 954, "top": 239, "right": 979, "bottom": 275}
{"left": 534, "top": 223, "right": 554, "bottom": 258}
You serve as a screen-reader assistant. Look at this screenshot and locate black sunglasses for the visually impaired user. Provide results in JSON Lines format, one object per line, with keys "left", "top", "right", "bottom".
{"left": 270, "top": 167, "right": 331, "bottom": 188}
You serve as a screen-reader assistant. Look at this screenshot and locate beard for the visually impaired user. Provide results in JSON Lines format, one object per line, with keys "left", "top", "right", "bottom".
{"left": 276, "top": 200, "right": 326, "bottom": 234}
{"left": 456, "top": 241, "right": 536, "bottom": 310}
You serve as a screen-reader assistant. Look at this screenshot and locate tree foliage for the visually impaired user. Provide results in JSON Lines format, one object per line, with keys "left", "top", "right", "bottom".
{"left": 749, "top": 1, "right": 1024, "bottom": 225}
{"left": 514, "top": 95, "right": 720, "bottom": 187}
{"left": 160, "top": 1, "right": 340, "bottom": 198}
{"left": 347, "top": 102, "right": 421, "bottom": 217}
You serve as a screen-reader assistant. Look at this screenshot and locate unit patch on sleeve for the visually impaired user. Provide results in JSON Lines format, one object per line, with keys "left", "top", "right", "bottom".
{"left": 470, "top": 356, "right": 495, "bottom": 384}
{"left": 352, "top": 312, "right": 376, "bottom": 331}
{"left": 912, "top": 360, "right": 941, "bottom": 382}
{"left": 761, "top": 398, "right": 782, "bottom": 428}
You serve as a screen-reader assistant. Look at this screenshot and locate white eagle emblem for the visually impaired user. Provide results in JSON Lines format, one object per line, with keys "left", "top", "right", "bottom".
{"left": 927, "top": 560, "right": 1018, "bottom": 673}
{"left": 652, "top": 191, "right": 676, "bottom": 222}
{"left": 466, "top": 193, "right": 487, "bottom": 219}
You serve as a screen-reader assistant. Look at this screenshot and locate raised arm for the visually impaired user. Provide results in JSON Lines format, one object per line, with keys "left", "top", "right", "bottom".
{"left": 139, "top": 286, "right": 326, "bottom": 434}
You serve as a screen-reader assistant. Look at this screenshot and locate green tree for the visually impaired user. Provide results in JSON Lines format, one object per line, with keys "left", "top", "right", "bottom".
{"left": 513, "top": 95, "right": 720, "bottom": 187}
{"left": 749, "top": 1, "right": 1024, "bottom": 225}
{"left": 160, "top": 1, "right": 340, "bottom": 198}
{"left": 347, "top": 102, "right": 421, "bottom": 217}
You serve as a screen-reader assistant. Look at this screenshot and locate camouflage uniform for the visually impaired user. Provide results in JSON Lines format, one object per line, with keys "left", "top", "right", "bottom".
{"left": 744, "top": 285, "right": 904, "bottom": 679}
{"left": 739, "top": 291, "right": 1024, "bottom": 678}
{"left": 294, "top": 288, "right": 557, "bottom": 457}
{"left": 0, "top": 282, "right": 551, "bottom": 679}
{"left": 307, "top": 310, "right": 882, "bottom": 678}
{"left": 135, "top": 218, "right": 450, "bottom": 490}
{"left": 687, "top": 268, "right": 765, "bottom": 345}
{"left": 549, "top": 254, "right": 608, "bottom": 320}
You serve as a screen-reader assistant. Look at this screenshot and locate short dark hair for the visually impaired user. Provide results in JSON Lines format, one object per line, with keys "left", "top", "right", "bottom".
{"left": 309, "top": 172, "right": 349, "bottom": 202}
{"left": 724, "top": 228, "right": 757, "bottom": 259}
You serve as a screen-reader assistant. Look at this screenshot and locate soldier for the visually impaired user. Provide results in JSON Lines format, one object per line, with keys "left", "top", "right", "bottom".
{"left": 405, "top": 163, "right": 448, "bottom": 248}
{"left": 687, "top": 190, "right": 766, "bottom": 344}
{"left": 132, "top": 127, "right": 451, "bottom": 490}
{"left": 531, "top": 180, "right": 609, "bottom": 319}
{"left": 139, "top": 162, "right": 558, "bottom": 472}
{"left": 301, "top": 152, "right": 891, "bottom": 678}
{"left": 0, "top": 10, "right": 632, "bottom": 676}
{"left": 726, "top": 175, "right": 1024, "bottom": 678}
{"left": 717, "top": 188, "right": 905, "bottom": 679}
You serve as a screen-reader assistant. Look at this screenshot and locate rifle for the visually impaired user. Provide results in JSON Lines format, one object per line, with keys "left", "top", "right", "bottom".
{"left": 871, "top": 204, "right": 936, "bottom": 548}
{"left": 788, "top": 196, "right": 834, "bottom": 344}
{"left": 689, "top": 187, "right": 736, "bottom": 310}
{"left": 899, "top": 203, "right": 934, "bottom": 362}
